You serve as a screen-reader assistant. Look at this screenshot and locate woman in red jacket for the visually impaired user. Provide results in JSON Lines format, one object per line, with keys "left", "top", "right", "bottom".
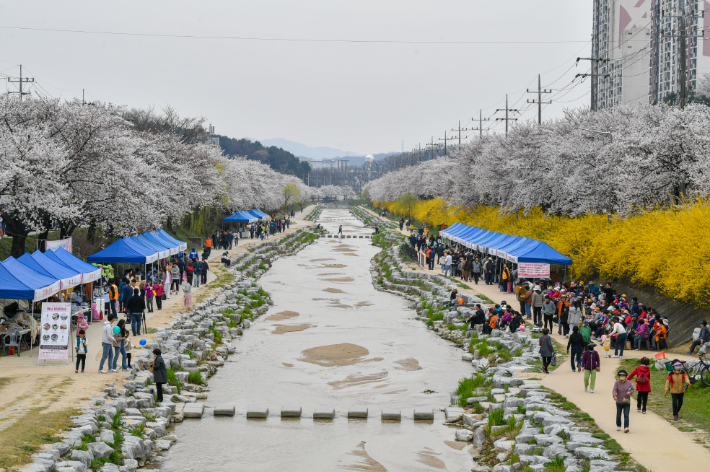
{"left": 627, "top": 357, "right": 652, "bottom": 414}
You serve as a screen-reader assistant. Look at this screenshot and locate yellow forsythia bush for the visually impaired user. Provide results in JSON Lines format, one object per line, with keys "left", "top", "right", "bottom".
{"left": 373, "top": 198, "right": 710, "bottom": 308}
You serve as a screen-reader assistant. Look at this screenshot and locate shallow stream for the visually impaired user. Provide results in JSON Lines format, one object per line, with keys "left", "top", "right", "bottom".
{"left": 162, "top": 209, "right": 472, "bottom": 471}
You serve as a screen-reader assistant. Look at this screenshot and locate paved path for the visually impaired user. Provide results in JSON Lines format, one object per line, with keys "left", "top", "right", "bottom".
{"left": 360, "top": 206, "right": 710, "bottom": 471}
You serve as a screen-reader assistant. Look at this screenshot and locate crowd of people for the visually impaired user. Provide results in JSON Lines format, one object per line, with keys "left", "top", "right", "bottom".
{"left": 245, "top": 218, "right": 291, "bottom": 240}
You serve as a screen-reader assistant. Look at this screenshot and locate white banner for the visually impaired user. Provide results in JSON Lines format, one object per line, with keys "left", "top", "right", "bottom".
{"left": 47, "top": 237, "right": 72, "bottom": 253}
{"left": 518, "top": 263, "right": 550, "bottom": 278}
{"left": 39, "top": 302, "right": 71, "bottom": 361}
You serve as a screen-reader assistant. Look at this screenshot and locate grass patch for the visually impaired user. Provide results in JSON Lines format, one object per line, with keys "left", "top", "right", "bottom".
{"left": 188, "top": 371, "right": 205, "bottom": 385}
{"left": 0, "top": 407, "right": 76, "bottom": 470}
{"left": 166, "top": 368, "right": 182, "bottom": 394}
{"left": 128, "top": 422, "right": 146, "bottom": 439}
{"left": 455, "top": 373, "right": 487, "bottom": 407}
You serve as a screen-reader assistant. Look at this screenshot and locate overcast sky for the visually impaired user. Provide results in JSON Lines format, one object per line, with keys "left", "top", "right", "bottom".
{"left": 0, "top": 0, "right": 592, "bottom": 155}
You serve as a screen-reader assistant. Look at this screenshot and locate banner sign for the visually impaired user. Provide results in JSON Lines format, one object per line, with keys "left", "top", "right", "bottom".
{"left": 47, "top": 237, "right": 72, "bottom": 253}
{"left": 39, "top": 302, "right": 71, "bottom": 361}
{"left": 518, "top": 263, "right": 550, "bottom": 278}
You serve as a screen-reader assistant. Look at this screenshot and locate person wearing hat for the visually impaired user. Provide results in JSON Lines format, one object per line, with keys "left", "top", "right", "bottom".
{"left": 687, "top": 320, "right": 709, "bottom": 355}
{"left": 581, "top": 341, "right": 600, "bottom": 392}
{"left": 665, "top": 361, "right": 691, "bottom": 420}
{"left": 542, "top": 295, "right": 556, "bottom": 331}
{"left": 612, "top": 369, "right": 634, "bottom": 432}
{"left": 611, "top": 317, "right": 628, "bottom": 358}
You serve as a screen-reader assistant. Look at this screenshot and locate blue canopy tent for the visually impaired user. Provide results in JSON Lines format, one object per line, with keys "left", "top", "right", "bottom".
{"left": 458, "top": 227, "right": 486, "bottom": 248}
{"left": 439, "top": 222, "right": 464, "bottom": 239}
{"left": 130, "top": 235, "right": 170, "bottom": 260}
{"left": 488, "top": 235, "right": 523, "bottom": 257}
{"left": 475, "top": 231, "right": 506, "bottom": 252}
{"left": 224, "top": 211, "right": 257, "bottom": 223}
{"left": 143, "top": 231, "right": 179, "bottom": 256}
{"left": 0, "top": 257, "right": 61, "bottom": 301}
{"left": 250, "top": 209, "right": 270, "bottom": 220}
{"left": 18, "top": 252, "right": 82, "bottom": 291}
{"left": 497, "top": 237, "right": 533, "bottom": 260}
{"left": 155, "top": 230, "right": 187, "bottom": 252}
{"left": 504, "top": 240, "right": 542, "bottom": 263}
{"left": 87, "top": 238, "right": 158, "bottom": 264}
{"left": 515, "top": 242, "right": 572, "bottom": 265}
{"left": 45, "top": 248, "right": 102, "bottom": 283}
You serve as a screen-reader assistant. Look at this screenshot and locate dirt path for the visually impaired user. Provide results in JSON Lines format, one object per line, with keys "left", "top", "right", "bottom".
{"left": 358, "top": 206, "right": 710, "bottom": 470}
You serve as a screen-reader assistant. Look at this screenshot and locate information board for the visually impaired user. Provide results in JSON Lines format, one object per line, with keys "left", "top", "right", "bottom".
{"left": 518, "top": 263, "right": 550, "bottom": 278}
{"left": 38, "top": 302, "right": 71, "bottom": 361}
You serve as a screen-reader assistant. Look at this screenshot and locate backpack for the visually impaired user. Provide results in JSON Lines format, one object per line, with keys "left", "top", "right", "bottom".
{"left": 637, "top": 368, "right": 649, "bottom": 384}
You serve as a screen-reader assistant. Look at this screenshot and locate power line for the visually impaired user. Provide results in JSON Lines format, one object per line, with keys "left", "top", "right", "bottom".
{"left": 0, "top": 25, "right": 596, "bottom": 45}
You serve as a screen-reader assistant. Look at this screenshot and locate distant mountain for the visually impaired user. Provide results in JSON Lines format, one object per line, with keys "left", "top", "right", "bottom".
{"left": 260, "top": 138, "right": 358, "bottom": 160}
{"left": 261, "top": 139, "right": 396, "bottom": 167}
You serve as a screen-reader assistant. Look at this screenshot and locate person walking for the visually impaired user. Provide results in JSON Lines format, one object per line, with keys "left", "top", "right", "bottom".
{"left": 443, "top": 252, "right": 452, "bottom": 277}
{"left": 558, "top": 295, "right": 570, "bottom": 337}
{"left": 568, "top": 301, "right": 582, "bottom": 337}
{"left": 99, "top": 313, "right": 116, "bottom": 373}
{"left": 145, "top": 281, "right": 155, "bottom": 313}
{"left": 567, "top": 325, "right": 585, "bottom": 372}
{"left": 126, "top": 288, "right": 146, "bottom": 336}
{"left": 151, "top": 348, "right": 167, "bottom": 403}
{"left": 539, "top": 328, "right": 554, "bottom": 374}
{"left": 201, "top": 258, "right": 209, "bottom": 284}
{"left": 542, "top": 296, "right": 556, "bottom": 331}
{"left": 627, "top": 357, "right": 652, "bottom": 414}
{"left": 154, "top": 281, "right": 164, "bottom": 310}
{"left": 108, "top": 279, "right": 119, "bottom": 318}
{"left": 665, "top": 361, "right": 691, "bottom": 420}
{"left": 472, "top": 258, "right": 482, "bottom": 284}
{"left": 75, "top": 329, "right": 88, "bottom": 373}
{"left": 338, "top": 225, "right": 343, "bottom": 235}
{"left": 612, "top": 369, "right": 634, "bottom": 433}
{"left": 611, "top": 317, "right": 628, "bottom": 358}
{"left": 581, "top": 342, "right": 600, "bottom": 393}
{"left": 183, "top": 279, "right": 193, "bottom": 310}
{"left": 111, "top": 319, "right": 128, "bottom": 372}
{"left": 171, "top": 263, "right": 181, "bottom": 294}
{"left": 531, "top": 286, "right": 544, "bottom": 327}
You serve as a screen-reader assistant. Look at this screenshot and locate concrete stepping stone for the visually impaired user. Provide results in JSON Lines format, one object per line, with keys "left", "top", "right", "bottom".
{"left": 413, "top": 408, "right": 434, "bottom": 421}
{"left": 281, "top": 407, "right": 302, "bottom": 418}
{"left": 313, "top": 409, "right": 335, "bottom": 420}
{"left": 246, "top": 408, "right": 269, "bottom": 419}
{"left": 213, "top": 405, "right": 236, "bottom": 416}
{"left": 183, "top": 403, "right": 204, "bottom": 419}
{"left": 381, "top": 410, "right": 401, "bottom": 421}
{"left": 348, "top": 406, "right": 368, "bottom": 419}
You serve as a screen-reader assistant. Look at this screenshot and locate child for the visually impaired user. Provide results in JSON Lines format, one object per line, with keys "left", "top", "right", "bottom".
{"left": 124, "top": 333, "right": 132, "bottom": 369}
{"left": 601, "top": 333, "right": 611, "bottom": 358}
{"left": 77, "top": 312, "right": 89, "bottom": 332}
{"left": 75, "top": 329, "right": 88, "bottom": 373}
{"left": 581, "top": 342, "right": 600, "bottom": 393}
{"left": 612, "top": 369, "right": 634, "bottom": 433}
{"left": 627, "top": 357, "right": 652, "bottom": 413}
{"left": 664, "top": 361, "right": 691, "bottom": 420}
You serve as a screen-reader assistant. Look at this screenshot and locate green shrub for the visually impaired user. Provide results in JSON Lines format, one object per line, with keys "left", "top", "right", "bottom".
{"left": 488, "top": 408, "right": 505, "bottom": 427}
{"left": 166, "top": 368, "right": 182, "bottom": 394}
{"left": 188, "top": 371, "right": 205, "bottom": 385}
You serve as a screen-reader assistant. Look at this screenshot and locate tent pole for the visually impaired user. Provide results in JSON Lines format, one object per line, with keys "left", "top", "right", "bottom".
{"left": 30, "top": 302, "right": 34, "bottom": 357}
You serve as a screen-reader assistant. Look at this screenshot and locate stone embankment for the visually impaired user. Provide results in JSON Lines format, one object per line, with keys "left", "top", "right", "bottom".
{"left": 21, "top": 226, "right": 323, "bottom": 472}
{"left": 351, "top": 207, "right": 643, "bottom": 472}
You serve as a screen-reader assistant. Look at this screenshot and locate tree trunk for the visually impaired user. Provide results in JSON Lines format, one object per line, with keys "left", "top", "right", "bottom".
{"left": 166, "top": 216, "right": 174, "bottom": 232}
{"left": 2, "top": 213, "right": 29, "bottom": 258}
{"left": 87, "top": 221, "right": 97, "bottom": 244}
{"left": 38, "top": 229, "right": 49, "bottom": 252}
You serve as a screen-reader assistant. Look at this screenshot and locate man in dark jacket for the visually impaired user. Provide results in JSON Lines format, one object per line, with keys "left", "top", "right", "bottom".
{"left": 688, "top": 320, "right": 709, "bottom": 354}
{"left": 201, "top": 258, "right": 209, "bottom": 284}
{"left": 126, "top": 288, "right": 146, "bottom": 336}
{"left": 151, "top": 348, "right": 168, "bottom": 403}
{"left": 176, "top": 257, "right": 185, "bottom": 284}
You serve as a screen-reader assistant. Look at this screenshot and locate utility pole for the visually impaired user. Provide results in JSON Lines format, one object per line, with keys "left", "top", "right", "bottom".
{"left": 471, "top": 109, "right": 490, "bottom": 139}
{"left": 527, "top": 74, "right": 552, "bottom": 125}
{"left": 439, "top": 130, "right": 456, "bottom": 156}
{"left": 425, "top": 137, "right": 436, "bottom": 161}
{"left": 451, "top": 120, "right": 469, "bottom": 145}
{"left": 7, "top": 65, "right": 34, "bottom": 101}
{"left": 418, "top": 143, "right": 422, "bottom": 164}
{"left": 495, "top": 94, "right": 519, "bottom": 136}
{"left": 576, "top": 57, "right": 609, "bottom": 111}
{"left": 660, "top": 3, "right": 704, "bottom": 108}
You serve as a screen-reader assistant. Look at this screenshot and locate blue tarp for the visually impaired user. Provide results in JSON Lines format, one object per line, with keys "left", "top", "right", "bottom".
{"left": 87, "top": 238, "right": 158, "bottom": 264}
{"left": 18, "top": 252, "right": 83, "bottom": 290}
{"left": 45, "top": 248, "right": 102, "bottom": 283}
{"left": 224, "top": 211, "right": 257, "bottom": 223}
{"left": 250, "top": 209, "right": 270, "bottom": 220}
{"left": 0, "top": 257, "right": 61, "bottom": 300}
{"left": 155, "top": 230, "right": 187, "bottom": 251}
{"left": 441, "top": 223, "right": 572, "bottom": 266}
{"left": 131, "top": 235, "right": 170, "bottom": 259}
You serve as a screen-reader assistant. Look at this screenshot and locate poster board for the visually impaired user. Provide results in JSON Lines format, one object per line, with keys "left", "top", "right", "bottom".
{"left": 518, "top": 263, "right": 550, "bottom": 278}
{"left": 46, "top": 237, "right": 73, "bottom": 253}
{"left": 38, "top": 302, "right": 71, "bottom": 362}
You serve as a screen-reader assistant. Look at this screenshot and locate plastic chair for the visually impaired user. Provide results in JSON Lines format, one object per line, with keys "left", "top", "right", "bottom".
{"left": 639, "top": 338, "right": 650, "bottom": 350}
{"left": 2, "top": 329, "right": 21, "bottom": 357}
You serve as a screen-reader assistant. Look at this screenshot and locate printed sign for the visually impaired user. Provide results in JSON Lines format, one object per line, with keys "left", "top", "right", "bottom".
{"left": 518, "top": 263, "right": 550, "bottom": 278}
{"left": 47, "top": 237, "right": 72, "bottom": 253}
{"left": 38, "top": 302, "right": 71, "bottom": 361}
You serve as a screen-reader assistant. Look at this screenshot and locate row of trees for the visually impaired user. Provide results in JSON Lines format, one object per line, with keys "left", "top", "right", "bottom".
{"left": 365, "top": 103, "right": 710, "bottom": 217}
{"left": 0, "top": 96, "right": 313, "bottom": 257}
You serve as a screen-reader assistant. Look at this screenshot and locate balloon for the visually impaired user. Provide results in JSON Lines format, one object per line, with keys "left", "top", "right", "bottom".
{"left": 140, "top": 339, "right": 147, "bottom": 346}
{"left": 458, "top": 298, "right": 463, "bottom": 304}
{"left": 112, "top": 326, "right": 120, "bottom": 334}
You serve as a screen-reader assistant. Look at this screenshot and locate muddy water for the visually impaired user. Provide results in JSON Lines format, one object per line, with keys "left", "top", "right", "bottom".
{"left": 163, "top": 209, "right": 472, "bottom": 471}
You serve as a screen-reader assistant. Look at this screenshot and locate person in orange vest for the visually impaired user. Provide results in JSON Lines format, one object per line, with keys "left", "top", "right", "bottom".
{"left": 426, "top": 247, "right": 434, "bottom": 270}
{"left": 108, "top": 279, "right": 119, "bottom": 318}
{"left": 654, "top": 318, "right": 668, "bottom": 349}
{"left": 204, "top": 236, "right": 212, "bottom": 258}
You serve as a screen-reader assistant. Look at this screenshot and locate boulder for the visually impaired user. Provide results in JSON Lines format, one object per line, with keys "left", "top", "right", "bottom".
{"left": 70, "top": 450, "right": 93, "bottom": 468}
{"left": 87, "top": 441, "right": 114, "bottom": 460}
{"left": 455, "top": 429, "right": 473, "bottom": 441}
{"left": 574, "top": 447, "right": 610, "bottom": 460}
